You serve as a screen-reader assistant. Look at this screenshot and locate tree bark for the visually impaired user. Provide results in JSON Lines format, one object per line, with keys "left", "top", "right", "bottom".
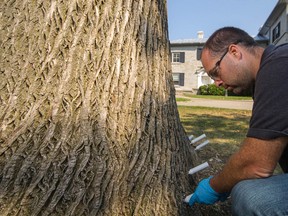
{"left": 0, "top": 0, "right": 200, "bottom": 215}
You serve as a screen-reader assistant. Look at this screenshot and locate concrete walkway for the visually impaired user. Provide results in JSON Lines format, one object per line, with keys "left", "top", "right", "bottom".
{"left": 176, "top": 94, "right": 253, "bottom": 110}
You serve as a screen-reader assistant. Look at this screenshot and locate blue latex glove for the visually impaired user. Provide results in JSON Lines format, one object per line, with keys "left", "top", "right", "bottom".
{"left": 189, "top": 176, "right": 229, "bottom": 206}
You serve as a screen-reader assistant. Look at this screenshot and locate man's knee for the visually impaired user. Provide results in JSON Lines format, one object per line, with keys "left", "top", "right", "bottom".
{"left": 231, "top": 179, "right": 274, "bottom": 216}
{"left": 231, "top": 180, "right": 256, "bottom": 215}
{"left": 231, "top": 177, "right": 288, "bottom": 216}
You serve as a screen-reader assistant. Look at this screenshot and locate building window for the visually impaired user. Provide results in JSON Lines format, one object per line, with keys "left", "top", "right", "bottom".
{"left": 272, "top": 22, "right": 280, "bottom": 42}
{"left": 197, "top": 48, "right": 203, "bottom": 60}
{"left": 172, "top": 52, "right": 185, "bottom": 63}
{"left": 172, "top": 52, "right": 180, "bottom": 62}
{"left": 173, "top": 73, "right": 184, "bottom": 86}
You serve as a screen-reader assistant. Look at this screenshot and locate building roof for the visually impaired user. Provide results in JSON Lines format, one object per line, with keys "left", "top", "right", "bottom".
{"left": 170, "top": 38, "right": 207, "bottom": 46}
{"left": 170, "top": 36, "right": 267, "bottom": 45}
{"left": 258, "top": 0, "right": 288, "bottom": 36}
{"left": 253, "top": 34, "right": 269, "bottom": 42}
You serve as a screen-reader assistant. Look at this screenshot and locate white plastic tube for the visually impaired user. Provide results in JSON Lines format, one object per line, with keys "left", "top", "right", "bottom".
{"left": 191, "top": 134, "right": 206, "bottom": 144}
{"left": 195, "top": 140, "right": 209, "bottom": 151}
{"left": 184, "top": 193, "right": 193, "bottom": 203}
{"left": 188, "top": 162, "right": 209, "bottom": 175}
{"left": 188, "top": 135, "right": 194, "bottom": 141}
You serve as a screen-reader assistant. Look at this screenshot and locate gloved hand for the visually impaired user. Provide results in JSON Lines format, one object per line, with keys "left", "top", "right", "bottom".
{"left": 189, "top": 176, "right": 229, "bottom": 206}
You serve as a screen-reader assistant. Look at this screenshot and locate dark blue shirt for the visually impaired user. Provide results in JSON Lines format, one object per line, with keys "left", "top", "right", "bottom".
{"left": 247, "top": 44, "right": 288, "bottom": 139}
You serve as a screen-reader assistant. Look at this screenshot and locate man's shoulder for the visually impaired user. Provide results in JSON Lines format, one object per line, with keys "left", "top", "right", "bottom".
{"left": 266, "top": 43, "right": 288, "bottom": 56}
{"left": 262, "top": 43, "right": 288, "bottom": 65}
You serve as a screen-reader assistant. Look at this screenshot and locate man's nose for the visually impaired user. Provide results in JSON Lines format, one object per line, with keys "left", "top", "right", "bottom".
{"left": 214, "top": 79, "right": 223, "bottom": 87}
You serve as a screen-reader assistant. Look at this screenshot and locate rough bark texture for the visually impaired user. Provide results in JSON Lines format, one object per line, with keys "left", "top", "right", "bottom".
{"left": 0, "top": 0, "right": 200, "bottom": 215}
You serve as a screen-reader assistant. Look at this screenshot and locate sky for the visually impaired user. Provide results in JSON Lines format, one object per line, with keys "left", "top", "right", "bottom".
{"left": 167, "top": 0, "right": 278, "bottom": 40}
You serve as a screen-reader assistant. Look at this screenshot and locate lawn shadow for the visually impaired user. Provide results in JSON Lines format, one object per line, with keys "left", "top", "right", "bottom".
{"left": 178, "top": 107, "right": 251, "bottom": 160}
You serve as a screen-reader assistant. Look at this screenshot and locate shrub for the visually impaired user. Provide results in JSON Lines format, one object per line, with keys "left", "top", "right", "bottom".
{"left": 198, "top": 84, "right": 225, "bottom": 96}
{"left": 198, "top": 84, "right": 253, "bottom": 96}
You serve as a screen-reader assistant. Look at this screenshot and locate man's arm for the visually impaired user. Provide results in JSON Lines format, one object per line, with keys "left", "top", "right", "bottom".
{"left": 210, "top": 136, "right": 288, "bottom": 193}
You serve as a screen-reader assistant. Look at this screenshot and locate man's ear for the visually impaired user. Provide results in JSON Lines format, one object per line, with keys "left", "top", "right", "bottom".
{"left": 229, "top": 44, "right": 242, "bottom": 59}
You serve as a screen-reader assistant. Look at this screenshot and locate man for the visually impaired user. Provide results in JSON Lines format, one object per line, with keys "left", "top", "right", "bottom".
{"left": 188, "top": 27, "right": 288, "bottom": 215}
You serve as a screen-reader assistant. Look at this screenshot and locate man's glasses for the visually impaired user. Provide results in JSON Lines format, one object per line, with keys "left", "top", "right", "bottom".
{"left": 207, "top": 40, "right": 242, "bottom": 80}
{"left": 207, "top": 49, "right": 228, "bottom": 80}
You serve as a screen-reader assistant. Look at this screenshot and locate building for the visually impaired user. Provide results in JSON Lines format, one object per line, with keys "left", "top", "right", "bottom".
{"left": 170, "top": 0, "right": 288, "bottom": 93}
{"left": 170, "top": 32, "right": 271, "bottom": 93}
{"left": 258, "top": 0, "right": 288, "bottom": 46}
{"left": 170, "top": 31, "right": 212, "bottom": 93}
{"left": 170, "top": 31, "right": 269, "bottom": 93}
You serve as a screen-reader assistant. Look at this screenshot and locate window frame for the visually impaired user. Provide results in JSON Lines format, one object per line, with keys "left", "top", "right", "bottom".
{"left": 197, "top": 47, "right": 203, "bottom": 60}
{"left": 272, "top": 22, "right": 281, "bottom": 42}
{"left": 172, "top": 52, "right": 185, "bottom": 63}
{"left": 172, "top": 52, "right": 181, "bottom": 63}
{"left": 172, "top": 73, "right": 184, "bottom": 86}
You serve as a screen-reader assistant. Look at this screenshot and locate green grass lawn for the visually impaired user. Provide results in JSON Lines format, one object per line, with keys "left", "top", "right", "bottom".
{"left": 178, "top": 105, "right": 283, "bottom": 174}
{"left": 178, "top": 106, "right": 252, "bottom": 215}
{"left": 176, "top": 97, "right": 191, "bottom": 102}
{"left": 178, "top": 105, "right": 283, "bottom": 215}
{"left": 178, "top": 106, "right": 251, "bottom": 161}
{"left": 181, "top": 93, "right": 252, "bottom": 101}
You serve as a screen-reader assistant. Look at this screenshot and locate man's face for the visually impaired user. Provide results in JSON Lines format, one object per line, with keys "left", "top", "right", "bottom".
{"left": 201, "top": 46, "right": 254, "bottom": 95}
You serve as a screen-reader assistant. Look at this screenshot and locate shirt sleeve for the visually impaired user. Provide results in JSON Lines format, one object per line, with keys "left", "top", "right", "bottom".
{"left": 247, "top": 58, "right": 288, "bottom": 139}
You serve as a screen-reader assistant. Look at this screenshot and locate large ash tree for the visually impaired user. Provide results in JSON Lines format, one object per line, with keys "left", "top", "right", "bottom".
{"left": 0, "top": 0, "right": 200, "bottom": 215}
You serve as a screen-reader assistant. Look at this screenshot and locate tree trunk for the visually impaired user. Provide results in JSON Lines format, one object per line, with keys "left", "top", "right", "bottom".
{"left": 0, "top": 0, "right": 200, "bottom": 215}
